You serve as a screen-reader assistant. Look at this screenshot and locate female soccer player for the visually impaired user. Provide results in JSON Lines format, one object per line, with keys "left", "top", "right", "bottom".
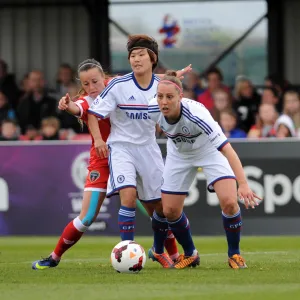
{"left": 32, "top": 59, "right": 190, "bottom": 270}
{"left": 148, "top": 70, "right": 262, "bottom": 269}
{"left": 88, "top": 35, "right": 186, "bottom": 268}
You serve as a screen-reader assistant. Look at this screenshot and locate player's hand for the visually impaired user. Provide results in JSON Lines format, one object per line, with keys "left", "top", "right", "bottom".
{"left": 176, "top": 64, "right": 192, "bottom": 80}
{"left": 94, "top": 138, "right": 109, "bottom": 159}
{"left": 58, "top": 93, "right": 71, "bottom": 110}
{"left": 238, "top": 182, "right": 262, "bottom": 209}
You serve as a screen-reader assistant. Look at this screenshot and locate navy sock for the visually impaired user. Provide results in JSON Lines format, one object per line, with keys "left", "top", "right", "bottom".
{"left": 222, "top": 209, "right": 242, "bottom": 257}
{"left": 152, "top": 211, "right": 168, "bottom": 254}
{"left": 118, "top": 206, "right": 135, "bottom": 241}
{"left": 168, "top": 212, "right": 195, "bottom": 257}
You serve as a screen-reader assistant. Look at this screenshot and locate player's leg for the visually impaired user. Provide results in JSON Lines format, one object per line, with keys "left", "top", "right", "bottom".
{"left": 32, "top": 190, "right": 106, "bottom": 270}
{"left": 32, "top": 164, "right": 108, "bottom": 270}
{"left": 214, "top": 179, "right": 246, "bottom": 269}
{"left": 203, "top": 152, "right": 246, "bottom": 269}
{"left": 134, "top": 142, "right": 176, "bottom": 267}
{"left": 140, "top": 200, "right": 179, "bottom": 261}
{"left": 161, "top": 153, "right": 199, "bottom": 269}
{"left": 106, "top": 144, "right": 137, "bottom": 241}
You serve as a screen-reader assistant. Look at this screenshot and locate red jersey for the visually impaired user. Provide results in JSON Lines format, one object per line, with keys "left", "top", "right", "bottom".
{"left": 75, "top": 95, "right": 111, "bottom": 167}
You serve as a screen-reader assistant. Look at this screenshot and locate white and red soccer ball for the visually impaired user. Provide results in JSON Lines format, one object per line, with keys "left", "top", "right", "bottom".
{"left": 111, "top": 240, "right": 146, "bottom": 273}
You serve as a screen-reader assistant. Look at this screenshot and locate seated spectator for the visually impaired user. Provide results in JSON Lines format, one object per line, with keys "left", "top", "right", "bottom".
{"left": 219, "top": 109, "right": 247, "bottom": 138}
{"left": 40, "top": 117, "right": 61, "bottom": 140}
{"left": 233, "top": 78, "right": 261, "bottom": 133}
{"left": 264, "top": 74, "right": 290, "bottom": 99}
{"left": 197, "top": 67, "right": 230, "bottom": 112}
{"left": 211, "top": 88, "right": 232, "bottom": 123}
{"left": 0, "top": 119, "right": 19, "bottom": 141}
{"left": 247, "top": 103, "right": 278, "bottom": 138}
{"left": 0, "top": 90, "right": 16, "bottom": 122}
{"left": 274, "top": 115, "right": 296, "bottom": 138}
{"left": 261, "top": 86, "right": 282, "bottom": 112}
{"left": 279, "top": 90, "right": 300, "bottom": 136}
{"left": 17, "top": 70, "right": 58, "bottom": 134}
{"left": 0, "top": 59, "right": 20, "bottom": 110}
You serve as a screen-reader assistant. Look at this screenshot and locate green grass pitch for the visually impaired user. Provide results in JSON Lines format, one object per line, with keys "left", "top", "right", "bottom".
{"left": 0, "top": 236, "right": 300, "bottom": 300}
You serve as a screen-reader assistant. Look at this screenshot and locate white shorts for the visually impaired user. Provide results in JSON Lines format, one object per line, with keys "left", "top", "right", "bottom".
{"left": 106, "top": 142, "right": 164, "bottom": 201}
{"left": 161, "top": 149, "right": 236, "bottom": 194}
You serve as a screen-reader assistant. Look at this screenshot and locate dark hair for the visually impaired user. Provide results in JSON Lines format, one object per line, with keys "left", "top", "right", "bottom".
{"left": 127, "top": 34, "right": 159, "bottom": 70}
{"left": 264, "top": 86, "right": 279, "bottom": 98}
{"left": 1, "top": 118, "right": 17, "bottom": 126}
{"left": 159, "top": 70, "right": 182, "bottom": 93}
{"left": 206, "top": 67, "right": 223, "bottom": 81}
{"left": 220, "top": 108, "right": 238, "bottom": 119}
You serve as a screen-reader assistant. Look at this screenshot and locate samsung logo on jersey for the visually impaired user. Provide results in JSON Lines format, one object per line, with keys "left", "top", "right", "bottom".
{"left": 172, "top": 137, "right": 196, "bottom": 144}
{"left": 126, "top": 112, "right": 150, "bottom": 119}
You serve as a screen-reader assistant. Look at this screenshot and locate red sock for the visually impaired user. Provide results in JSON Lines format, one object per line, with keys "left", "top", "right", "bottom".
{"left": 52, "top": 220, "right": 84, "bottom": 260}
{"left": 164, "top": 230, "right": 179, "bottom": 261}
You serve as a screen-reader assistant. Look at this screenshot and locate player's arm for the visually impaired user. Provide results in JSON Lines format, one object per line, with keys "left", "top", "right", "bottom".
{"left": 194, "top": 105, "right": 262, "bottom": 208}
{"left": 220, "top": 143, "right": 261, "bottom": 208}
{"left": 58, "top": 93, "right": 80, "bottom": 116}
{"left": 156, "top": 64, "right": 192, "bottom": 80}
{"left": 87, "top": 85, "right": 117, "bottom": 158}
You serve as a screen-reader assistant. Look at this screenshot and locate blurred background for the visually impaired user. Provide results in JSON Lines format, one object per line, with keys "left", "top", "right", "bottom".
{"left": 0, "top": 0, "right": 299, "bottom": 237}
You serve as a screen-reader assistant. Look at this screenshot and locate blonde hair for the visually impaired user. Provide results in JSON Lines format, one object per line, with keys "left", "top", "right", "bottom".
{"left": 41, "top": 117, "right": 60, "bottom": 131}
{"left": 234, "top": 79, "right": 252, "bottom": 99}
{"left": 159, "top": 70, "right": 182, "bottom": 92}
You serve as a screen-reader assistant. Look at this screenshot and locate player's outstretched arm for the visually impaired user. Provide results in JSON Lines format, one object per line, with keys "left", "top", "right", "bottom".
{"left": 156, "top": 64, "right": 192, "bottom": 80}
{"left": 58, "top": 93, "right": 80, "bottom": 116}
{"left": 221, "top": 143, "right": 262, "bottom": 209}
{"left": 87, "top": 114, "right": 108, "bottom": 159}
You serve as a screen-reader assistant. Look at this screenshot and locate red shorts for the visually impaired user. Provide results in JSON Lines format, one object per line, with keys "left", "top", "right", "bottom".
{"left": 84, "top": 162, "right": 109, "bottom": 192}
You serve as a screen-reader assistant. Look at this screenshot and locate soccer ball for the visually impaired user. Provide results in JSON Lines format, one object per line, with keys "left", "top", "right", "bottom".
{"left": 110, "top": 240, "right": 146, "bottom": 273}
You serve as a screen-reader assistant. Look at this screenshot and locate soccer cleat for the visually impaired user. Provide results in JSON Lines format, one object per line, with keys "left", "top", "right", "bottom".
{"left": 32, "top": 255, "right": 60, "bottom": 270}
{"left": 228, "top": 254, "right": 247, "bottom": 269}
{"left": 148, "top": 247, "right": 174, "bottom": 268}
{"left": 173, "top": 251, "right": 200, "bottom": 269}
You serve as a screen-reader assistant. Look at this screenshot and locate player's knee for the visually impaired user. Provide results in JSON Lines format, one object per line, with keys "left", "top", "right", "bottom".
{"left": 163, "top": 206, "right": 181, "bottom": 221}
{"left": 120, "top": 189, "right": 137, "bottom": 208}
{"left": 153, "top": 202, "right": 164, "bottom": 216}
{"left": 221, "top": 198, "right": 239, "bottom": 215}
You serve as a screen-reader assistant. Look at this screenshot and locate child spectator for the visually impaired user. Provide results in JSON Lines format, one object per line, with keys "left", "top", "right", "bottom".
{"left": 0, "top": 119, "right": 19, "bottom": 141}
{"left": 219, "top": 109, "right": 247, "bottom": 138}
{"left": 40, "top": 117, "right": 61, "bottom": 140}
{"left": 211, "top": 88, "right": 232, "bottom": 123}
{"left": 247, "top": 103, "right": 278, "bottom": 138}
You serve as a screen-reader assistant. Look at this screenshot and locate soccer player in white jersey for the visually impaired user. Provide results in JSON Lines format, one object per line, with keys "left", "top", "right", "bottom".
{"left": 148, "top": 70, "right": 262, "bottom": 269}
{"left": 88, "top": 35, "right": 186, "bottom": 268}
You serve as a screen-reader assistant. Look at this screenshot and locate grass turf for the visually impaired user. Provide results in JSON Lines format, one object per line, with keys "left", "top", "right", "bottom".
{"left": 0, "top": 236, "right": 300, "bottom": 300}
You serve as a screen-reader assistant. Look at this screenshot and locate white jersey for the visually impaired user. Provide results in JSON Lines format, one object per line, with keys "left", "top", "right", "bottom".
{"left": 148, "top": 97, "right": 228, "bottom": 156}
{"left": 88, "top": 72, "right": 159, "bottom": 145}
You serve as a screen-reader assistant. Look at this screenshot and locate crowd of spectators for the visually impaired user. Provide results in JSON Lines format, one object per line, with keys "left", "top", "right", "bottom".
{"left": 0, "top": 58, "right": 299, "bottom": 142}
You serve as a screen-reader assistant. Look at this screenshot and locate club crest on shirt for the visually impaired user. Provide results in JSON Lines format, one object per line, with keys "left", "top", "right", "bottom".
{"left": 117, "top": 175, "right": 125, "bottom": 183}
{"left": 89, "top": 170, "right": 100, "bottom": 182}
{"left": 182, "top": 126, "right": 190, "bottom": 134}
